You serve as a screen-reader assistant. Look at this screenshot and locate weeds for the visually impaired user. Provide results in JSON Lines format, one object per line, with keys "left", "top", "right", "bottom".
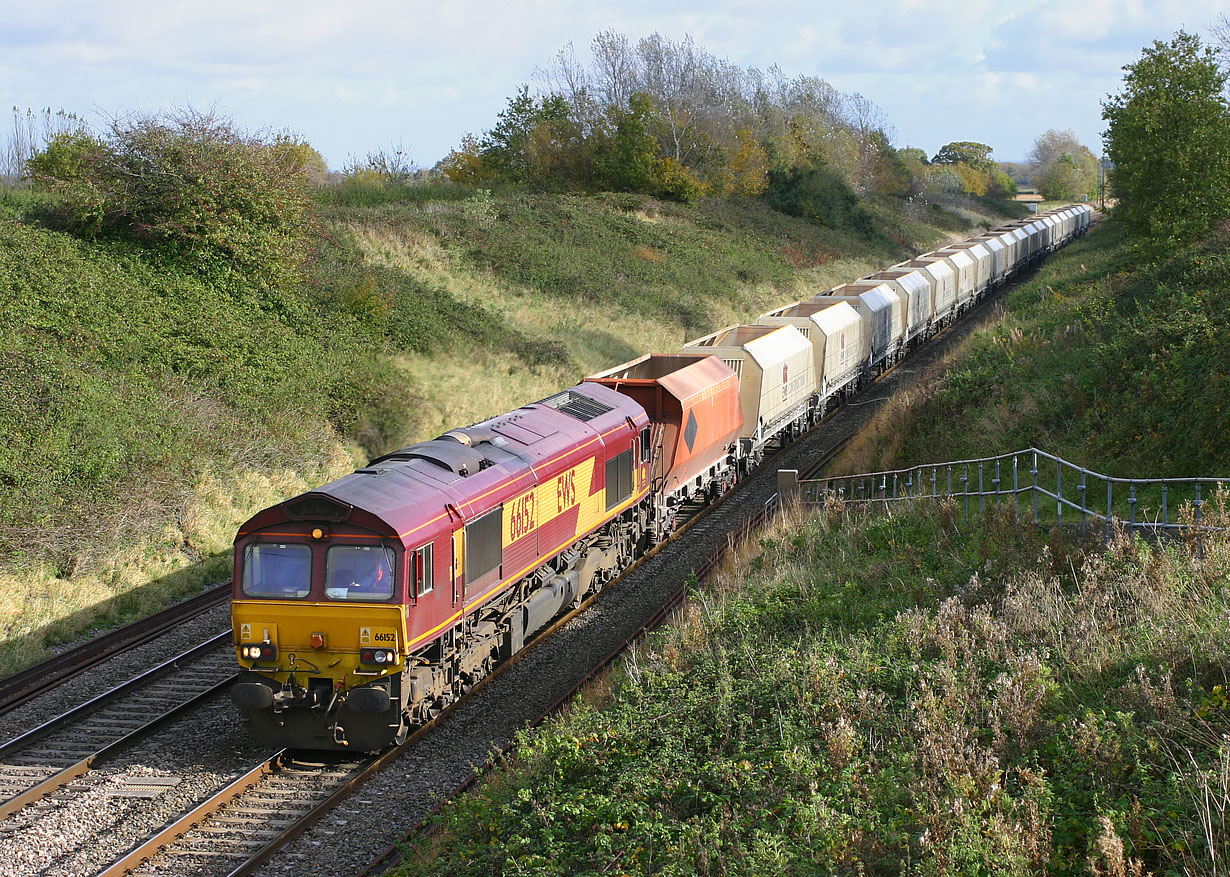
{"left": 399, "top": 497, "right": 1230, "bottom": 876}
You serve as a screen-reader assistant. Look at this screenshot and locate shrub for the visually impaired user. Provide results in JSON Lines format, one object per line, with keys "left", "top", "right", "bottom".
{"left": 26, "top": 107, "right": 313, "bottom": 290}
{"left": 765, "top": 163, "right": 876, "bottom": 235}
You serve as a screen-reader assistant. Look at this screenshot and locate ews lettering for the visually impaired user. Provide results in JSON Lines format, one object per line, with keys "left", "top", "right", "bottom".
{"left": 508, "top": 493, "right": 537, "bottom": 542}
{"left": 556, "top": 470, "right": 577, "bottom": 513}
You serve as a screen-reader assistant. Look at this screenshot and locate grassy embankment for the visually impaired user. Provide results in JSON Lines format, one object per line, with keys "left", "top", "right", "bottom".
{"left": 0, "top": 183, "right": 1012, "bottom": 674}
{"left": 397, "top": 221, "right": 1230, "bottom": 874}
{"left": 839, "top": 218, "right": 1230, "bottom": 477}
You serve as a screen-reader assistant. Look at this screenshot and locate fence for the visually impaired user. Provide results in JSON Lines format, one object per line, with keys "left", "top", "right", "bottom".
{"left": 783, "top": 448, "right": 1229, "bottom": 546}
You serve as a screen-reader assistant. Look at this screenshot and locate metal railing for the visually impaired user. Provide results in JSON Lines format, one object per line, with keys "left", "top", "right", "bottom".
{"left": 787, "top": 448, "right": 1229, "bottom": 546}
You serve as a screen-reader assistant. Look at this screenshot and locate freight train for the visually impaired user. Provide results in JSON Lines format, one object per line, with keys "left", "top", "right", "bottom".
{"left": 230, "top": 205, "right": 1093, "bottom": 750}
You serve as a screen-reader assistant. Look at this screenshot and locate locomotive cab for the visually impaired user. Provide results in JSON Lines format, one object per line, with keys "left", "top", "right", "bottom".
{"left": 231, "top": 506, "right": 416, "bottom": 751}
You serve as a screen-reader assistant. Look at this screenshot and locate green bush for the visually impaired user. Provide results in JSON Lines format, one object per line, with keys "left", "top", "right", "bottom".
{"left": 26, "top": 108, "right": 313, "bottom": 290}
{"left": 765, "top": 164, "right": 877, "bottom": 235}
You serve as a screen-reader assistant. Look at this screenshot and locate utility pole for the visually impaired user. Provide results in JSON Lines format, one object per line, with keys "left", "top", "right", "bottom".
{"left": 1098, "top": 154, "right": 1107, "bottom": 211}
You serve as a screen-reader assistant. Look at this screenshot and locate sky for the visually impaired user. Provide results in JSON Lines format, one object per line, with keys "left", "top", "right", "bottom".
{"left": 1, "top": 0, "right": 1225, "bottom": 169}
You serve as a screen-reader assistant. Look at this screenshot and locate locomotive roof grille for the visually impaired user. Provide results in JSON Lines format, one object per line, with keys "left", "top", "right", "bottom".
{"left": 284, "top": 494, "right": 352, "bottom": 522}
{"left": 540, "top": 390, "right": 614, "bottom": 422}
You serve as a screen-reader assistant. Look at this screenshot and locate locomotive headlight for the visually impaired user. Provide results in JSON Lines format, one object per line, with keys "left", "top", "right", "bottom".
{"left": 360, "top": 648, "right": 397, "bottom": 665}
{"left": 242, "top": 643, "right": 277, "bottom": 661}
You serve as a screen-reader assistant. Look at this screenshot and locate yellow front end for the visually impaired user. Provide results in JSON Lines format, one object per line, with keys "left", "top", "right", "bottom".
{"left": 231, "top": 600, "right": 410, "bottom": 751}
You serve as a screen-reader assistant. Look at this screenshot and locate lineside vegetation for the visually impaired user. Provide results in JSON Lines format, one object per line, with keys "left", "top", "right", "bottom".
{"left": 0, "top": 91, "right": 1022, "bottom": 671}
{"left": 401, "top": 496, "right": 1230, "bottom": 875}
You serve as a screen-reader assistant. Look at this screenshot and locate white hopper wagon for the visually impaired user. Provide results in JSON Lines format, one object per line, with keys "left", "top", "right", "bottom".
{"left": 680, "top": 324, "right": 815, "bottom": 464}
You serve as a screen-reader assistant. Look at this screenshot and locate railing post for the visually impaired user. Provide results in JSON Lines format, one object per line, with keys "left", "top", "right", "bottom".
{"left": 1106, "top": 481, "right": 1113, "bottom": 544}
{"left": 1128, "top": 482, "right": 1137, "bottom": 533}
{"left": 962, "top": 464, "right": 970, "bottom": 522}
{"left": 1013, "top": 454, "right": 1020, "bottom": 524}
{"left": 880, "top": 475, "right": 888, "bottom": 511}
{"left": 947, "top": 465, "right": 953, "bottom": 497}
{"left": 931, "top": 467, "right": 938, "bottom": 498}
{"left": 1161, "top": 483, "right": 1168, "bottom": 534}
{"left": 1079, "top": 471, "right": 1087, "bottom": 535}
{"left": 1031, "top": 452, "right": 1039, "bottom": 526}
{"left": 1195, "top": 482, "right": 1204, "bottom": 560}
{"left": 978, "top": 464, "right": 984, "bottom": 516}
{"left": 994, "top": 460, "right": 1001, "bottom": 504}
{"left": 778, "top": 469, "right": 799, "bottom": 504}
{"left": 1056, "top": 460, "right": 1063, "bottom": 530}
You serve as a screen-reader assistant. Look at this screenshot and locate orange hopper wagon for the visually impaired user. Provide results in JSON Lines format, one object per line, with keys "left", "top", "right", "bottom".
{"left": 586, "top": 353, "right": 743, "bottom": 538}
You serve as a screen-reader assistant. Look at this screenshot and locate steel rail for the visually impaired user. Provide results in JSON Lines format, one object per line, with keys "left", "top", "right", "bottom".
{"left": 0, "top": 631, "right": 231, "bottom": 756}
{"left": 97, "top": 750, "right": 288, "bottom": 877}
{"left": 0, "top": 582, "right": 230, "bottom": 716}
{"left": 0, "top": 675, "right": 238, "bottom": 822}
{"left": 0, "top": 633, "right": 237, "bottom": 821}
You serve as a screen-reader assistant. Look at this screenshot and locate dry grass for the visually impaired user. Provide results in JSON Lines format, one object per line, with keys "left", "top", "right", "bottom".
{"left": 0, "top": 448, "right": 355, "bottom": 674}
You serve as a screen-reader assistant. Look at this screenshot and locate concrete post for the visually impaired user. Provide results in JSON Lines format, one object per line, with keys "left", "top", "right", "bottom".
{"left": 778, "top": 469, "right": 800, "bottom": 504}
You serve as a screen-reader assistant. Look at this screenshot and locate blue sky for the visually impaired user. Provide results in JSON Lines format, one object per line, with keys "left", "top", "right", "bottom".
{"left": 1, "top": 0, "right": 1224, "bottom": 168}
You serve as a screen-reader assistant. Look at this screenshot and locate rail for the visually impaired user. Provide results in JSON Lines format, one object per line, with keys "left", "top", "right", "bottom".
{"left": 0, "top": 581, "right": 230, "bottom": 715}
{"left": 786, "top": 448, "right": 1229, "bottom": 547}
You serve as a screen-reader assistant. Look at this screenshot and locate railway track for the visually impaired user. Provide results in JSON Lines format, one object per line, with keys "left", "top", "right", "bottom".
{"left": 0, "top": 584, "right": 231, "bottom": 718}
{"left": 0, "top": 634, "right": 237, "bottom": 825}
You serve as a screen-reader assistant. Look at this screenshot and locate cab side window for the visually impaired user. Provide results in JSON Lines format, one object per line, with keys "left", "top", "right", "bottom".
{"left": 413, "top": 542, "right": 434, "bottom": 598}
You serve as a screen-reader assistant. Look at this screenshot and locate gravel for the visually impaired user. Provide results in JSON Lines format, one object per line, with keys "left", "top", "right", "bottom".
{"left": 0, "top": 603, "right": 233, "bottom": 746}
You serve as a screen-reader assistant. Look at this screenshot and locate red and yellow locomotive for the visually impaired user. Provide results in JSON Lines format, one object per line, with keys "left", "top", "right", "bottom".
{"left": 230, "top": 383, "right": 652, "bottom": 750}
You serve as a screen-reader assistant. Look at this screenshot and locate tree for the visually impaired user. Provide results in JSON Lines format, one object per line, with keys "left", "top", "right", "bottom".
{"left": 440, "top": 134, "right": 495, "bottom": 185}
{"left": 594, "top": 93, "right": 659, "bottom": 193}
{"left": 1102, "top": 31, "right": 1230, "bottom": 240}
{"left": 1028, "top": 129, "right": 1097, "bottom": 200}
{"left": 931, "top": 141, "right": 995, "bottom": 172}
{"left": 1036, "top": 154, "right": 1084, "bottom": 201}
